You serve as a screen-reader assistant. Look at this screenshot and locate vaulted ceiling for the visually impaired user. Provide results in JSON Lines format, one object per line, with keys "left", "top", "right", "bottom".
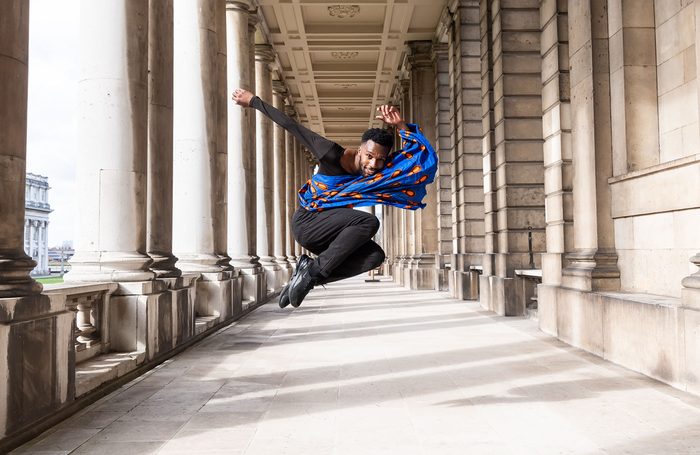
{"left": 256, "top": 0, "right": 448, "bottom": 148}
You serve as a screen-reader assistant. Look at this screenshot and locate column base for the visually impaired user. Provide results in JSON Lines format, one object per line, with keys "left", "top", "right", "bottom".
{"left": 405, "top": 254, "right": 441, "bottom": 290}
{"left": 65, "top": 251, "right": 155, "bottom": 283}
{"left": 148, "top": 252, "right": 181, "bottom": 278}
{"left": 0, "top": 253, "right": 43, "bottom": 298}
{"left": 562, "top": 249, "right": 620, "bottom": 291}
{"left": 174, "top": 252, "right": 226, "bottom": 274}
{"left": 216, "top": 254, "right": 235, "bottom": 272}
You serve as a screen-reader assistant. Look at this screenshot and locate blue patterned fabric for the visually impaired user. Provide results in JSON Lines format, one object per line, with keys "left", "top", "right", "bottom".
{"left": 298, "top": 124, "right": 437, "bottom": 212}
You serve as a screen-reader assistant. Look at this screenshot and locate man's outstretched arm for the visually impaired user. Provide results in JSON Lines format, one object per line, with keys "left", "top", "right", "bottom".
{"left": 232, "top": 88, "right": 340, "bottom": 160}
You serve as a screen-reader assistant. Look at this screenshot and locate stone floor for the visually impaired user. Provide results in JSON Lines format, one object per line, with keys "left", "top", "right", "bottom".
{"left": 13, "top": 276, "right": 700, "bottom": 454}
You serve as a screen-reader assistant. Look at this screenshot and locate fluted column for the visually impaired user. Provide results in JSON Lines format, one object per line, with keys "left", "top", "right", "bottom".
{"left": 172, "top": 0, "right": 223, "bottom": 273}
{"left": 272, "top": 81, "right": 291, "bottom": 281}
{"left": 67, "top": 0, "right": 154, "bottom": 282}
{"left": 147, "top": 0, "right": 180, "bottom": 278}
{"left": 226, "top": 1, "right": 263, "bottom": 304}
{"left": 255, "top": 45, "right": 280, "bottom": 293}
{"left": 285, "top": 111, "right": 298, "bottom": 266}
{"left": 0, "top": 1, "right": 42, "bottom": 296}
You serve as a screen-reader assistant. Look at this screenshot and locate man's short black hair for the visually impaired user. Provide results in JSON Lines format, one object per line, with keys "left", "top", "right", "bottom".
{"left": 361, "top": 128, "right": 393, "bottom": 151}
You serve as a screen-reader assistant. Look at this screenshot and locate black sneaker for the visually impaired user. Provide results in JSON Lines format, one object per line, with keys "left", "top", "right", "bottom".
{"left": 289, "top": 256, "right": 318, "bottom": 308}
{"left": 279, "top": 254, "right": 309, "bottom": 308}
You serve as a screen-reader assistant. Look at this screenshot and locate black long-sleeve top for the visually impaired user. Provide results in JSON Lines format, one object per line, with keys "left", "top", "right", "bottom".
{"left": 249, "top": 96, "right": 350, "bottom": 176}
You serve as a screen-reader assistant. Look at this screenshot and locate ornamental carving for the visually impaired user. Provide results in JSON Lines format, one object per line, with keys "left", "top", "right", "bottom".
{"left": 337, "top": 107, "right": 355, "bottom": 110}
{"left": 331, "top": 51, "right": 358, "bottom": 59}
{"left": 335, "top": 84, "right": 357, "bottom": 89}
{"left": 328, "top": 5, "right": 360, "bottom": 18}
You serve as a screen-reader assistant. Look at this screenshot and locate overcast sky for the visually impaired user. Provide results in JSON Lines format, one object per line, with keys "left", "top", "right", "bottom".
{"left": 27, "top": 0, "right": 80, "bottom": 248}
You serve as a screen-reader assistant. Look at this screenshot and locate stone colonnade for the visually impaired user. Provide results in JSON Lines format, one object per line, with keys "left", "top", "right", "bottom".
{"left": 0, "top": 0, "right": 311, "bottom": 445}
{"left": 382, "top": 0, "right": 700, "bottom": 396}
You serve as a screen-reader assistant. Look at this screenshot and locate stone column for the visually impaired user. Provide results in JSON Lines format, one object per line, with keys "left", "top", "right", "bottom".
{"left": 173, "top": 0, "right": 234, "bottom": 318}
{"left": 172, "top": 0, "right": 223, "bottom": 273}
{"left": 480, "top": 0, "right": 497, "bottom": 307}
{"left": 272, "top": 81, "right": 292, "bottom": 282}
{"left": 294, "top": 142, "right": 303, "bottom": 258}
{"left": 255, "top": 45, "right": 281, "bottom": 294}
{"left": 214, "top": 0, "right": 233, "bottom": 271}
{"left": 0, "top": 0, "right": 42, "bottom": 296}
{"left": 0, "top": 3, "right": 71, "bottom": 425}
{"left": 67, "top": 0, "right": 154, "bottom": 282}
{"left": 395, "top": 81, "right": 411, "bottom": 285}
{"left": 561, "top": 0, "right": 620, "bottom": 292}
{"left": 147, "top": 0, "right": 180, "bottom": 278}
{"left": 226, "top": 1, "right": 263, "bottom": 307}
{"left": 285, "top": 114, "right": 298, "bottom": 267}
{"left": 608, "top": 0, "right": 658, "bottom": 174}
{"left": 448, "top": 3, "right": 483, "bottom": 301}
{"left": 407, "top": 41, "right": 440, "bottom": 290}
{"left": 540, "top": 0, "right": 573, "bottom": 289}
{"left": 480, "top": 0, "right": 545, "bottom": 316}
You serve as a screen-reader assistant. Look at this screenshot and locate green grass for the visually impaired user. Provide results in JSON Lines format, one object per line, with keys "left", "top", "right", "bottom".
{"left": 36, "top": 276, "right": 64, "bottom": 284}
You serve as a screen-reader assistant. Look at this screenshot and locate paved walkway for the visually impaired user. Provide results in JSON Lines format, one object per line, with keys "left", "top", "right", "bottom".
{"left": 13, "top": 277, "right": 700, "bottom": 454}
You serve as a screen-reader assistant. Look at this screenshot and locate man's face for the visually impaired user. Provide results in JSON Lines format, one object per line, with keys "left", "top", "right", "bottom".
{"left": 358, "top": 140, "right": 390, "bottom": 177}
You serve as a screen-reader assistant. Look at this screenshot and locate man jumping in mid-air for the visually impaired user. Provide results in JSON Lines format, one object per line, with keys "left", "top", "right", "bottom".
{"left": 232, "top": 88, "right": 437, "bottom": 309}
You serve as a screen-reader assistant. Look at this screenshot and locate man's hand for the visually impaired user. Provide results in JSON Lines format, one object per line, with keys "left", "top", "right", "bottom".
{"left": 376, "top": 105, "right": 409, "bottom": 131}
{"left": 232, "top": 88, "right": 255, "bottom": 108}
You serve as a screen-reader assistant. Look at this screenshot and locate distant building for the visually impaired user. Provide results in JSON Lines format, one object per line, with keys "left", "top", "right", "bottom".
{"left": 24, "top": 173, "right": 52, "bottom": 276}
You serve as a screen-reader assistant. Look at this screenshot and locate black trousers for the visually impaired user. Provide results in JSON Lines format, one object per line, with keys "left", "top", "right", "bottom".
{"left": 292, "top": 207, "right": 385, "bottom": 285}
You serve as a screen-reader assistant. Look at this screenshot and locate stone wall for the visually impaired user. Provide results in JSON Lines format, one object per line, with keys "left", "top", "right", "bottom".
{"left": 606, "top": 1, "right": 700, "bottom": 298}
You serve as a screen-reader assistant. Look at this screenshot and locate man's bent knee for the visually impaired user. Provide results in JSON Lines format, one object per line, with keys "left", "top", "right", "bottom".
{"left": 366, "top": 215, "right": 380, "bottom": 236}
{"left": 369, "top": 248, "right": 385, "bottom": 269}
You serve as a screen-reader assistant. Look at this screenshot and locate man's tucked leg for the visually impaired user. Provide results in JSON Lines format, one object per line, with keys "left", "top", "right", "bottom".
{"left": 317, "top": 240, "right": 385, "bottom": 285}
{"left": 292, "top": 207, "right": 381, "bottom": 280}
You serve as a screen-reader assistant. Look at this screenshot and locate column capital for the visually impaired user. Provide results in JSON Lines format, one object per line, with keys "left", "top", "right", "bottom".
{"left": 284, "top": 106, "right": 296, "bottom": 117}
{"left": 407, "top": 40, "right": 434, "bottom": 69}
{"left": 248, "top": 14, "right": 260, "bottom": 29}
{"left": 431, "top": 43, "right": 448, "bottom": 62}
{"left": 272, "top": 80, "right": 288, "bottom": 96}
{"left": 255, "top": 44, "right": 274, "bottom": 63}
{"left": 226, "top": 0, "right": 254, "bottom": 12}
{"left": 399, "top": 79, "right": 410, "bottom": 95}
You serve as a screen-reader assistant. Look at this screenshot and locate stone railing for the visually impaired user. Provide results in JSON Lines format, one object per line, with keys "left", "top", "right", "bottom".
{"left": 1, "top": 272, "right": 273, "bottom": 453}
{"left": 49, "top": 283, "right": 117, "bottom": 363}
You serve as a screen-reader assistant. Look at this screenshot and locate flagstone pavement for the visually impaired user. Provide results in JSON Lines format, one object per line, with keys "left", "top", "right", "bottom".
{"left": 12, "top": 276, "right": 700, "bottom": 454}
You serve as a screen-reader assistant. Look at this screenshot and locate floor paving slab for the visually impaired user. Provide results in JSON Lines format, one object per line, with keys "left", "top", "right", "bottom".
{"left": 12, "top": 276, "right": 700, "bottom": 454}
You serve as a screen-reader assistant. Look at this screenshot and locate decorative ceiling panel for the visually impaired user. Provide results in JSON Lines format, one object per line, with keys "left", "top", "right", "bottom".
{"left": 257, "top": 0, "right": 447, "bottom": 146}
